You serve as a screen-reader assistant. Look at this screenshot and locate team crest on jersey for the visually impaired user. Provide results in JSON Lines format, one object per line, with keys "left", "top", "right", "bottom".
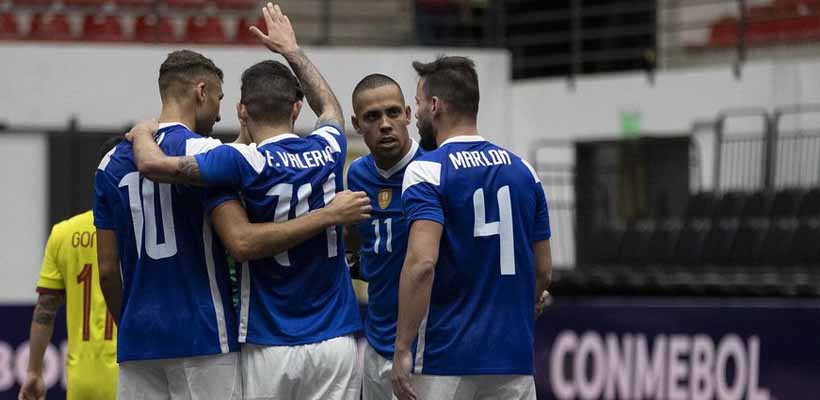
{"left": 378, "top": 188, "right": 392, "bottom": 209}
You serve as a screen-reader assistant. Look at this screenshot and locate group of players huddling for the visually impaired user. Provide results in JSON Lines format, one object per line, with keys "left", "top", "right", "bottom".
{"left": 20, "top": 3, "right": 552, "bottom": 400}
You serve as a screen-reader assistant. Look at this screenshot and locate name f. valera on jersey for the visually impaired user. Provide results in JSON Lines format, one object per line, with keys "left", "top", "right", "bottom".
{"left": 549, "top": 330, "right": 771, "bottom": 400}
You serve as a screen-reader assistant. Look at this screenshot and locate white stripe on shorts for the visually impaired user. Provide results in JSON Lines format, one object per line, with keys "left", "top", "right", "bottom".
{"left": 238, "top": 261, "right": 251, "bottom": 343}
{"left": 203, "top": 217, "right": 229, "bottom": 353}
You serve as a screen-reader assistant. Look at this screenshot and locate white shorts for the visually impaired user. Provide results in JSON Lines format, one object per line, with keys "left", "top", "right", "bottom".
{"left": 118, "top": 352, "right": 242, "bottom": 400}
{"left": 411, "top": 374, "right": 535, "bottom": 400}
{"left": 361, "top": 341, "right": 397, "bottom": 400}
{"left": 242, "top": 334, "right": 361, "bottom": 400}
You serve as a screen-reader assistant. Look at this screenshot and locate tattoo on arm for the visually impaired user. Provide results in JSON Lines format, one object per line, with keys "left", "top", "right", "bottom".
{"left": 33, "top": 293, "right": 64, "bottom": 325}
{"left": 177, "top": 156, "right": 203, "bottom": 185}
{"left": 283, "top": 48, "right": 344, "bottom": 129}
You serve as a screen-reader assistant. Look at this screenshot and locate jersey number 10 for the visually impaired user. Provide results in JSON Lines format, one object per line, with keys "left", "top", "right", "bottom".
{"left": 473, "top": 186, "right": 516, "bottom": 275}
{"left": 120, "top": 172, "right": 177, "bottom": 260}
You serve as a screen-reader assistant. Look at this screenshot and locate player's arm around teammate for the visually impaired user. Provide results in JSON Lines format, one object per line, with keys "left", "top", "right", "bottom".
{"left": 391, "top": 220, "right": 443, "bottom": 400}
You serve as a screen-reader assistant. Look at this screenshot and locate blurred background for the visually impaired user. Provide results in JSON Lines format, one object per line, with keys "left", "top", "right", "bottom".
{"left": 2, "top": 0, "right": 820, "bottom": 399}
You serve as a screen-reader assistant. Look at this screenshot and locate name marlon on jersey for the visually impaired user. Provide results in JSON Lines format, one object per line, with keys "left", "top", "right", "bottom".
{"left": 263, "top": 146, "right": 335, "bottom": 169}
{"left": 448, "top": 149, "right": 512, "bottom": 170}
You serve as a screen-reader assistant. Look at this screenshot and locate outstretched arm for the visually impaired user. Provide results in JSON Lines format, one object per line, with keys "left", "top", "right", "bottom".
{"left": 126, "top": 119, "right": 204, "bottom": 185}
{"left": 212, "top": 190, "right": 372, "bottom": 263}
{"left": 250, "top": 3, "right": 344, "bottom": 129}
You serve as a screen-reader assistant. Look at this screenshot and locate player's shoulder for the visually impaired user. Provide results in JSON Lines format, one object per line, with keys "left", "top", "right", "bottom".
{"left": 481, "top": 141, "right": 540, "bottom": 184}
{"left": 403, "top": 156, "right": 444, "bottom": 192}
{"left": 96, "top": 140, "right": 133, "bottom": 174}
{"left": 347, "top": 154, "right": 372, "bottom": 177}
{"left": 309, "top": 124, "right": 345, "bottom": 153}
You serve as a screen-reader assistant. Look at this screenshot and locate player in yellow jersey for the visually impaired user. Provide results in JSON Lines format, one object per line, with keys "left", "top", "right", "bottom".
{"left": 19, "top": 138, "right": 121, "bottom": 400}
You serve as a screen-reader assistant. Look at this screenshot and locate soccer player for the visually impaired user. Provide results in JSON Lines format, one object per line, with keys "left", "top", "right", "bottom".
{"left": 391, "top": 56, "right": 553, "bottom": 400}
{"left": 19, "top": 138, "right": 122, "bottom": 400}
{"left": 346, "top": 74, "right": 423, "bottom": 400}
{"left": 126, "top": 4, "right": 366, "bottom": 399}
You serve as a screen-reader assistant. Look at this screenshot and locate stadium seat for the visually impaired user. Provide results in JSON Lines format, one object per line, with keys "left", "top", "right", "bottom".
{"left": 674, "top": 222, "right": 709, "bottom": 266}
{"left": 789, "top": 222, "right": 820, "bottom": 265}
{"left": 684, "top": 192, "right": 716, "bottom": 221}
{"left": 167, "top": 0, "right": 207, "bottom": 8}
{"left": 712, "top": 191, "right": 747, "bottom": 220}
{"left": 701, "top": 222, "right": 738, "bottom": 266}
{"left": 216, "top": 0, "right": 256, "bottom": 9}
{"left": 797, "top": 187, "right": 820, "bottom": 218}
{"left": 65, "top": 0, "right": 107, "bottom": 6}
{"left": 114, "top": 0, "right": 155, "bottom": 7}
{"left": 28, "top": 13, "right": 72, "bottom": 41}
{"left": 235, "top": 16, "right": 263, "bottom": 44}
{"left": 771, "top": 188, "right": 805, "bottom": 220}
{"left": 757, "top": 222, "right": 797, "bottom": 266}
{"left": 134, "top": 15, "right": 177, "bottom": 43}
{"left": 185, "top": 16, "right": 228, "bottom": 44}
{"left": 645, "top": 223, "right": 681, "bottom": 265}
{"left": 709, "top": 17, "right": 739, "bottom": 47}
{"left": 740, "top": 190, "right": 774, "bottom": 220}
{"left": 82, "top": 15, "right": 125, "bottom": 42}
{"left": 0, "top": 12, "right": 19, "bottom": 40}
{"left": 730, "top": 222, "right": 769, "bottom": 265}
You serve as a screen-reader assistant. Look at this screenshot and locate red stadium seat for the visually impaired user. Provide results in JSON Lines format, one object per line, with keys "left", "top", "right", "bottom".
{"left": 167, "top": 0, "right": 207, "bottom": 9}
{"left": 134, "top": 15, "right": 178, "bottom": 43}
{"left": 64, "top": 0, "right": 107, "bottom": 6}
{"left": 114, "top": 0, "right": 156, "bottom": 7}
{"left": 184, "top": 16, "right": 228, "bottom": 44}
{"left": 82, "top": 15, "right": 125, "bottom": 42}
{"left": 216, "top": 0, "right": 256, "bottom": 10}
{"left": 709, "top": 17, "right": 739, "bottom": 47}
{"left": 29, "top": 13, "right": 72, "bottom": 41}
{"left": 0, "top": 13, "right": 20, "bottom": 40}
{"left": 11, "top": 0, "right": 53, "bottom": 6}
{"left": 235, "top": 16, "right": 263, "bottom": 44}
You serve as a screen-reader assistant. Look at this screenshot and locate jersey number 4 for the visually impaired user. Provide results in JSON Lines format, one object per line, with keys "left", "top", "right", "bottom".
{"left": 473, "top": 186, "right": 515, "bottom": 275}
{"left": 266, "top": 173, "right": 338, "bottom": 266}
{"left": 120, "top": 172, "right": 177, "bottom": 260}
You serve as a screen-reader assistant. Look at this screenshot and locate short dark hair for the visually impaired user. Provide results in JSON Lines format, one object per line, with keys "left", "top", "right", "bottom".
{"left": 412, "top": 56, "right": 479, "bottom": 119}
{"left": 158, "top": 50, "right": 223, "bottom": 101}
{"left": 98, "top": 136, "right": 123, "bottom": 162}
{"left": 240, "top": 60, "right": 305, "bottom": 126}
{"left": 352, "top": 73, "right": 403, "bottom": 104}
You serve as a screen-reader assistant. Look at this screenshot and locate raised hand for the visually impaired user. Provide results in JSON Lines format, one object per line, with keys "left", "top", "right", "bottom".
{"left": 249, "top": 3, "right": 298, "bottom": 55}
{"left": 326, "top": 190, "right": 372, "bottom": 225}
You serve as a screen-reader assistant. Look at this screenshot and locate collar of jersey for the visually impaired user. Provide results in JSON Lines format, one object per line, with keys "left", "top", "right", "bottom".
{"left": 158, "top": 122, "right": 192, "bottom": 131}
{"left": 258, "top": 133, "right": 299, "bottom": 147}
{"left": 440, "top": 135, "right": 486, "bottom": 147}
{"left": 376, "top": 139, "right": 420, "bottom": 179}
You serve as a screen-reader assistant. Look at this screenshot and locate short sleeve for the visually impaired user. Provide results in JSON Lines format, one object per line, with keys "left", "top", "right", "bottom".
{"left": 195, "top": 144, "right": 261, "bottom": 189}
{"left": 93, "top": 171, "right": 115, "bottom": 230}
{"left": 203, "top": 188, "right": 240, "bottom": 215}
{"left": 311, "top": 124, "right": 347, "bottom": 157}
{"left": 533, "top": 182, "right": 551, "bottom": 241}
{"left": 36, "top": 225, "right": 65, "bottom": 292}
{"left": 345, "top": 159, "right": 362, "bottom": 192}
{"left": 401, "top": 161, "right": 444, "bottom": 225}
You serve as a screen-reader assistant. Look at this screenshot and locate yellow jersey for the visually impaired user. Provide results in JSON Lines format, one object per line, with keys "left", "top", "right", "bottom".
{"left": 36, "top": 210, "right": 117, "bottom": 399}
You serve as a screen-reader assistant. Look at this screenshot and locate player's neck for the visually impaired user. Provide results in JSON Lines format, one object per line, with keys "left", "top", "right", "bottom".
{"left": 373, "top": 139, "right": 412, "bottom": 171}
{"left": 436, "top": 121, "right": 479, "bottom": 147}
{"left": 250, "top": 123, "right": 293, "bottom": 144}
{"left": 158, "top": 104, "right": 196, "bottom": 133}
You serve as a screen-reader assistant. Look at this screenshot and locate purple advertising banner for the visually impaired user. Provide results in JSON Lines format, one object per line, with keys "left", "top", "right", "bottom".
{"left": 0, "top": 305, "right": 67, "bottom": 400}
{"left": 3, "top": 299, "right": 820, "bottom": 400}
{"left": 534, "top": 298, "right": 820, "bottom": 400}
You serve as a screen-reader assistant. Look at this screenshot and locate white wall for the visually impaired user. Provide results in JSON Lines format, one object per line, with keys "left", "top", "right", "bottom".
{"left": 0, "top": 43, "right": 511, "bottom": 147}
{"left": 0, "top": 133, "right": 47, "bottom": 303}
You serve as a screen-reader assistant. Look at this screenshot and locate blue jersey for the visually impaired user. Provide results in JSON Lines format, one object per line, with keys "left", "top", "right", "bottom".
{"left": 93, "top": 123, "right": 240, "bottom": 362}
{"left": 401, "top": 135, "right": 551, "bottom": 376}
{"left": 346, "top": 140, "right": 423, "bottom": 359}
{"left": 194, "top": 125, "right": 362, "bottom": 346}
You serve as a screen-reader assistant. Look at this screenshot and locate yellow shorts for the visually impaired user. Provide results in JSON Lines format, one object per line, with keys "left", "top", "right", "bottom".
{"left": 66, "top": 357, "right": 118, "bottom": 400}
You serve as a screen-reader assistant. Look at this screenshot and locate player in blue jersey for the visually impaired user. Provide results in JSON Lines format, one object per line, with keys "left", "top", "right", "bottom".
{"left": 96, "top": 47, "right": 370, "bottom": 400}
{"left": 125, "top": 4, "right": 367, "bottom": 399}
{"left": 346, "top": 73, "right": 424, "bottom": 400}
{"left": 390, "top": 56, "right": 553, "bottom": 400}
